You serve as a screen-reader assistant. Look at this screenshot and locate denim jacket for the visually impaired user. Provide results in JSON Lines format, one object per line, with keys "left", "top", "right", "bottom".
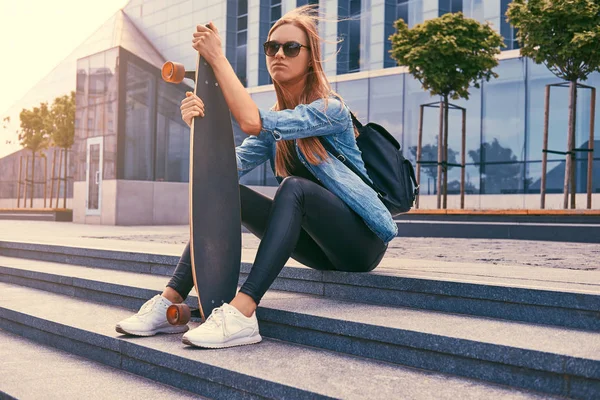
{"left": 233, "top": 96, "right": 398, "bottom": 244}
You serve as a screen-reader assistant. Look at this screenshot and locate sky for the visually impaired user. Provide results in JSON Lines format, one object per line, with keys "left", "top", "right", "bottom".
{"left": 0, "top": 0, "right": 129, "bottom": 157}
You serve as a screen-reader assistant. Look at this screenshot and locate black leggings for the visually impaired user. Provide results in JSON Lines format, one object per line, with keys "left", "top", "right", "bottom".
{"left": 166, "top": 176, "right": 388, "bottom": 305}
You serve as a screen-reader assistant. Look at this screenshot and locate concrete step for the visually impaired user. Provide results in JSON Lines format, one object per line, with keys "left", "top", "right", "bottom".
{"left": 0, "top": 257, "right": 598, "bottom": 398}
{"left": 394, "top": 219, "right": 600, "bottom": 243}
{"left": 1, "top": 241, "right": 599, "bottom": 331}
{"left": 0, "top": 283, "right": 554, "bottom": 400}
{"left": 0, "top": 328, "right": 205, "bottom": 399}
{"left": 0, "top": 208, "right": 72, "bottom": 222}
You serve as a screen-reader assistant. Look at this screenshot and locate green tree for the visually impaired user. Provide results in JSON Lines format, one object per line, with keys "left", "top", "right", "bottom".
{"left": 47, "top": 91, "right": 75, "bottom": 208}
{"left": 18, "top": 103, "right": 51, "bottom": 207}
{"left": 389, "top": 12, "right": 504, "bottom": 207}
{"left": 507, "top": 0, "right": 600, "bottom": 208}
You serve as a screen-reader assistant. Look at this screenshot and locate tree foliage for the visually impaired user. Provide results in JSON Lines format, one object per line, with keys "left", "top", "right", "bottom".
{"left": 507, "top": 0, "right": 600, "bottom": 82}
{"left": 48, "top": 91, "right": 75, "bottom": 149}
{"left": 18, "top": 103, "right": 51, "bottom": 155}
{"left": 389, "top": 12, "right": 505, "bottom": 100}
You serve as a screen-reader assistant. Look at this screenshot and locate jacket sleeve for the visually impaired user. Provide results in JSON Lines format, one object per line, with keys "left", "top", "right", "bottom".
{"left": 235, "top": 117, "right": 272, "bottom": 180}
{"left": 256, "top": 97, "right": 351, "bottom": 143}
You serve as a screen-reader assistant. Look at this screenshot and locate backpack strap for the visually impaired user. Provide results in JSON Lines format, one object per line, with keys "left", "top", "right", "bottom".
{"left": 317, "top": 135, "right": 385, "bottom": 198}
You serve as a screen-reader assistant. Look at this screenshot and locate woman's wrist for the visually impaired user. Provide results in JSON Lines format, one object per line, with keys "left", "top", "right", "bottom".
{"left": 210, "top": 54, "right": 230, "bottom": 72}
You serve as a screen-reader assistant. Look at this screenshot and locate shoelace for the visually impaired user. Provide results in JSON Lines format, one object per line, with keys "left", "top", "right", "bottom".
{"left": 137, "top": 296, "right": 160, "bottom": 317}
{"left": 204, "top": 307, "right": 231, "bottom": 338}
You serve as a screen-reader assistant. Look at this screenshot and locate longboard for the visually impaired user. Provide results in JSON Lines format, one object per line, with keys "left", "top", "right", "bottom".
{"left": 161, "top": 27, "right": 241, "bottom": 325}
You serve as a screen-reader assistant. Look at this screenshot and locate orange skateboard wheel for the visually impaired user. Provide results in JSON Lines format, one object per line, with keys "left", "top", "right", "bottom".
{"left": 166, "top": 304, "right": 191, "bottom": 325}
{"left": 162, "top": 61, "right": 186, "bottom": 84}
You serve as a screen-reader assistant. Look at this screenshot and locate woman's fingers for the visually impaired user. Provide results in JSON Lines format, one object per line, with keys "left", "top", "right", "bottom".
{"left": 181, "top": 104, "right": 205, "bottom": 116}
{"left": 180, "top": 92, "right": 205, "bottom": 127}
{"left": 181, "top": 93, "right": 204, "bottom": 107}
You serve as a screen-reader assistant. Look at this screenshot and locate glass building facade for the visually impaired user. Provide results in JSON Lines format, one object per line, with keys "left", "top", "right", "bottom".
{"left": 0, "top": 0, "right": 598, "bottom": 216}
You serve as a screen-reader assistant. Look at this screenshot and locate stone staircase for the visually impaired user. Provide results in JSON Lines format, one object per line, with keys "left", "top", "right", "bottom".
{"left": 0, "top": 240, "right": 598, "bottom": 399}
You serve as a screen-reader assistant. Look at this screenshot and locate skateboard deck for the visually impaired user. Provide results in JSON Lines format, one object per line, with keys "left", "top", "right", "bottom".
{"left": 161, "top": 34, "right": 241, "bottom": 324}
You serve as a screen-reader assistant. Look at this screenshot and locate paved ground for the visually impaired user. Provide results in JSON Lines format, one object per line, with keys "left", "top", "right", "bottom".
{"left": 0, "top": 220, "right": 598, "bottom": 272}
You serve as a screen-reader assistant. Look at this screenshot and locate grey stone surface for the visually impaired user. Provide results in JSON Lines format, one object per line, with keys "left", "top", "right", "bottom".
{"left": 2, "top": 247, "right": 599, "bottom": 331}
{"left": 0, "top": 282, "right": 560, "bottom": 399}
{"left": 1, "top": 220, "right": 599, "bottom": 271}
{"left": 0, "top": 329, "right": 205, "bottom": 400}
{"left": 1, "top": 260, "right": 599, "bottom": 382}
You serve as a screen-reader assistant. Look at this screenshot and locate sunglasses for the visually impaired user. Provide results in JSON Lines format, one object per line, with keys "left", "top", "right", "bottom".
{"left": 263, "top": 41, "right": 310, "bottom": 57}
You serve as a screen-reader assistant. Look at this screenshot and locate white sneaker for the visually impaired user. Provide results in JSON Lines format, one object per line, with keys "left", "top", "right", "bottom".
{"left": 115, "top": 294, "right": 190, "bottom": 336}
{"left": 182, "top": 303, "right": 262, "bottom": 349}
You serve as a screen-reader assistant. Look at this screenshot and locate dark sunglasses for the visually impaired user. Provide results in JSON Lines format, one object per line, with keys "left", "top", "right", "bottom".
{"left": 263, "top": 41, "right": 310, "bottom": 57}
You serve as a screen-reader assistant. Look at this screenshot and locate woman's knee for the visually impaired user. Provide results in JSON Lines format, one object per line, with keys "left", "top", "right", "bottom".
{"left": 276, "top": 176, "right": 307, "bottom": 198}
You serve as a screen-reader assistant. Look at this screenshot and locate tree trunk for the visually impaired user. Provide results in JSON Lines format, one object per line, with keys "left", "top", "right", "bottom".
{"left": 30, "top": 151, "right": 35, "bottom": 208}
{"left": 443, "top": 94, "right": 449, "bottom": 209}
{"left": 63, "top": 148, "right": 68, "bottom": 208}
{"left": 563, "top": 81, "right": 577, "bottom": 209}
{"left": 436, "top": 98, "right": 444, "bottom": 208}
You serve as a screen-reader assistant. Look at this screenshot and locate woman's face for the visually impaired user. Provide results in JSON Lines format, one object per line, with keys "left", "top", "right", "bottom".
{"left": 266, "top": 24, "right": 311, "bottom": 84}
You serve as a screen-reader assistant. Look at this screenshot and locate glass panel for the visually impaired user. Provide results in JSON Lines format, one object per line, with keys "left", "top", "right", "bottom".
{"left": 527, "top": 161, "right": 563, "bottom": 194}
{"left": 404, "top": 74, "right": 439, "bottom": 170}
{"left": 156, "top": 79, "right": 191, "bottom": 183}
{"left": 239, "top": 0, "right": 248, "bottom": 15}
{"left": 337, "top": 79, "right": 368, "bottom": 121}
{"left": 368, "top": 75, "right": 403, "bottom": 144}
{"left": 75, "top": 57, "right": 89, "bottom": 182}
{"left": 237, "top": 31, "right": 247, "bottom": 45}
{"left": 271, "top": 5, "right": 281, "bottom": 22}
{"left": 236, "top": 45, "right": 247, "bottom": 87}
{"left": 89, "top": 52, "right": 107, "bottom": 101}
{"left": 527, "top": 58, "right": 598, "bottom": 181}
{"left": 348, "top": 17, "right": 361, "bottom": 72}
{"left": 103, "top": 48, "right": 119, "bottom": 180}
{"left": 124, "top": 62, "right": 156, "bottom": 181}
{"left": 481, "top": 58, "right": 527, "bottom": 195}
{"left": 88, "top": 143, "right": 100, "bottom": 210}
{"left": 237, "top": 15, "right": 248, "bottom": 30}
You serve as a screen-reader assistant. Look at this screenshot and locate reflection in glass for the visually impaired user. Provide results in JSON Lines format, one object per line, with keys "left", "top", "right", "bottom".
{"left": 337, "top": 79, "right": 369, "bottom": 122}
{"left": 156, "top": 79, "right": 191, "bottom": 183}
{"left": 73, "top": 49, "right": 118, "bottom": 183}
{"left": 124, "top": 62, "right": 155, "bottom": 181}
{"left": 479, "top": 58, "right": 525, "bottom": 194}
{"left": 368, "top": 75, "right": 403, "bottom": 145}
{"left": 469, "top": 140, "right": 525, "bottom": 194}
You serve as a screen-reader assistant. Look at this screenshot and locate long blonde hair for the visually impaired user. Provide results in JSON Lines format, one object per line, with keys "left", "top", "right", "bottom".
{"left": 268, "top": 5, "right": 358, "bottom": 178}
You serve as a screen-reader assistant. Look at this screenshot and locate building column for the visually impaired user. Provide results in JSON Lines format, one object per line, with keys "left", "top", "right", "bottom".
{"left": 322, "top": 0, "right": 338, "bottom": 77}
{"left": 248, "top": 0, "right": 261, "bottom": 87}
{"left": 282, "top": 0, "right": 297, "bottom": 13}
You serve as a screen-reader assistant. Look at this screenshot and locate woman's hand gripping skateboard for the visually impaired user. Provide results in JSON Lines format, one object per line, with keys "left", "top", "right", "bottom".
{"left": 180, "top": 92, "right": 205, "bottom": 128}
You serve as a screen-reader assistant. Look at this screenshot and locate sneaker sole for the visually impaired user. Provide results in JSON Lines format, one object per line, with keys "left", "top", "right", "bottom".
{"left": 115, "top": 324, "right": 189, "bottom": 337}
{"left": 181, "top": 334, "right": 263, "bottom": 349}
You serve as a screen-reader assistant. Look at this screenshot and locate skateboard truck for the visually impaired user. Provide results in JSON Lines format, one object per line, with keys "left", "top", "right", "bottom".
{"left": 161, "top": 61, "right": 196, "bottom": 83}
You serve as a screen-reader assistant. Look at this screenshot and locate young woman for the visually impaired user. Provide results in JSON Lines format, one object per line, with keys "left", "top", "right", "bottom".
{"left": 115, "top": 5, "right": 397, "bottom": 349}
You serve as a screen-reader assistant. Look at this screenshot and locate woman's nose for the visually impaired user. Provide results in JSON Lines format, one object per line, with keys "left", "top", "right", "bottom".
{"left": 275, "top": 47, "right": 285, "bottom": 58}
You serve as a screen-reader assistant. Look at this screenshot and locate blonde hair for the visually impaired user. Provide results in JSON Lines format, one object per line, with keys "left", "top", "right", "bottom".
{"left": 268, "top": 5, "right": 358, "bottom": 178}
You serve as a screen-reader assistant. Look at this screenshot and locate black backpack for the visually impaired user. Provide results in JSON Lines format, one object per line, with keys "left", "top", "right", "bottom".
{"left": 318, "top": 112, "right": 419, "bottom": 216}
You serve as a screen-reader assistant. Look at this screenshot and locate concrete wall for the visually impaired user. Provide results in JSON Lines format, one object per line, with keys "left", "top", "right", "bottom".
{"left": 73, "top": 180, "right": 117, "bottom": 225}
{"left": 71, "top": 180, "right": 277, "bottom": 226}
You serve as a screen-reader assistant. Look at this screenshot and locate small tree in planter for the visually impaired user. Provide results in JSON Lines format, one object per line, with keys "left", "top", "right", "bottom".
{"left": 507, "top": 0, "right": 600, "bottom": 209}
{"left": 47, "top": 91, "right": 75, "bottom": 209}
{"left": 390, "top": 12, "right": 504, "bottom": 209}
{"left": 18, "top": 103, "right": 51, "bottom": 208}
